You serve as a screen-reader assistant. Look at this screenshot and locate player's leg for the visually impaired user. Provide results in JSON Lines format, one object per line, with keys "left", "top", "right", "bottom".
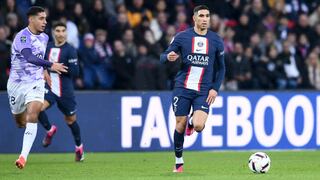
{"left": 191, "top": 110, "right": 208, "bottom": 132}
{"left": 57, "top": 96, "right": 84, "bottom": 161}
{"left": 173, "top": 115, "right": 187, "bottom": 172}
{"left": 7, "top": 81, "right": 27, "bottom": 128}
{"left": 12, "top": 111, "right": 27, "bottom": 128}
{"left": 15, "top": 100, "right": 42, "bottom": 169}
{"left": 64, "top": 114, "right": 84, "bottom": 161}
{"left": 172, "top": 90, "right": 192, "bottom": 173}
{"left": 39, "top": 100, "right": 52, "bottom": 130}
{"left": 188, "top": 95, "right": 210, "bottom": 134}
{"left": 16, "top": 81, "right": 45, "bottom": 169}
{"left": 39, "top": 98, "right": 58, "bottom": 147}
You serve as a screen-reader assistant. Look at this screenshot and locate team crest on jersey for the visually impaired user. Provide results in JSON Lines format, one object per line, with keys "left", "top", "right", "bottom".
{"left": 192, "top": 36, "right": 208, "bottom": 54}
{"left": 49, "top": 48, "right": 61, "bottom": 63}
{"left": 197, "top": 41, "right": 204, "bottom": 47}
{"left": 20, "top": 36, "right": 27, "bottom": 43}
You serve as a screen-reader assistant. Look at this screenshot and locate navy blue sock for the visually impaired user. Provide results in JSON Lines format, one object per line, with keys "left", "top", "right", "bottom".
{"left": 38, "top": 111, "right": 52, "bottom": 131}
{"left": 176, "top": 163, "right": 183, "bottom": 169}
{"left": 68, "top": 121, "right": 82, "bottom": 146}
{"left": 174, "top": 130, "right": 184, "bottom": 158}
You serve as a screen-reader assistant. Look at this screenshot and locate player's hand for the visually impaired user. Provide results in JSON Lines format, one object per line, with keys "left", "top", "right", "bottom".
{"left": 167, "top": 51, "right": 179, "bottom": 61}
{"left": 206, "top": 89, "right": 218, "bottom": 105}
{"left": 44, "top": 70, "right": 51, "bottom": 87}
{"left": 51, "top": 63, "right": 68, "bottom": 74}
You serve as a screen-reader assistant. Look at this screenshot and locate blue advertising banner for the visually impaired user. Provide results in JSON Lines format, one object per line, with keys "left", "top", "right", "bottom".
{"left": 0, "top": 91, "right": 320, "bottom": 153}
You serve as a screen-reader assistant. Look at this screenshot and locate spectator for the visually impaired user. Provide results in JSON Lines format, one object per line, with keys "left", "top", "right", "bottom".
{"left": 1, "top": 0, "right": 24, "bottom": 25}
{"left": 285, "top": 0, "right": 309, "bottom": 20}
{"left": 309, "top": 5, "right": 320, "bottom": 26}
{"left": 71, "top": 2, "right": 90, "bottom": 36}
{"left": 313, "top": 23, "right": 320, "bottom": 48}
{"left": 223, "top": 27, "right": 235, "bottom": 54}
{"left": 94, "top": 29, "right": 114, "bottom": 89}
{"left": 210, "top": 14, "right": 224, "bottom": 35}
{"left": 294, "top": 13, "right": 316, "bottom": 47}
{"left": 109, "top": 12, "right": 131, "bottom": 42}
{"left": 89, "top": 0, "right": 109, "bottom": 32}
{"left": 247, "top": 0, "right": 267, "bottom": 33}
{"left": 307, "top": 51, "right": 320, "bottom": 89}
{"left": 278, "top": 40, "right": 303, "bottom": 89}
{"left": 296, "top": 33, "right": 310, "bottom": 60}
{"left": 79, "top": 33, "right": 110, "bottom": 89}
{"left": 0, "top": 25, "right": 11, "bottom": 90}
{"left": 59, "top": 16, "right": 79, "bottom": 49}
{"left": 275, "top": 15, "right": 290, "bottom": 40}
{"left": 175, "top": 11, "right": 189, "bottom": 32}
{"left": 225, "top": 42, "right": 252, "bottom": 90}
{"left": 225, "top": 0, "right": 244, "bottom": 21}
{"left": 249, "top": 33, "right": 263, "bottom": 64}
{"left": 111, "top": 40, "right": 135, "bottom": 90}
{"left": 50, "top": 0, "right": 69, "bottom": 21}
{"left": 122, "top": 28, "right": 138, "bottom": 58}
{"left": 134, "top": 44, "right": 166, "bottom": 90}
{"left": 127, "top": 0, "right": 153, "bottom": 28}
{"left": 154, "top": 0, "right": 167, "bottom": 14}
{"left": 234, "top": 14, "right": 252, "bottom": 46}
{"left": 254, "top": 46, "right": 282, "bottom": 89}
{"left": 6, "top": 12, "right": 21, "bottom": 40}
{"left": 143, "top": 29, "right": 162, "bottom": 57}
{"left": 150, "top": 11, "right": 168, "bottom": 41}
{"left": 260, "top": 30, "right": 282, "bottom": 55}
{"left": 103, "top": 0, "right": 124, "bottom": 17}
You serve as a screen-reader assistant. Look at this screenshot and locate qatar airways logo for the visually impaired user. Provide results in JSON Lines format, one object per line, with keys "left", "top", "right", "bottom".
{"left": 187, "top": 54, "right": 209, "bottom": 65}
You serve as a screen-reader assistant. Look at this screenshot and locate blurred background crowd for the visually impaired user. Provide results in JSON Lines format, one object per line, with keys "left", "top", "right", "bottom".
{"left": 1, "top": 0, "right": 320, "bottom": 91}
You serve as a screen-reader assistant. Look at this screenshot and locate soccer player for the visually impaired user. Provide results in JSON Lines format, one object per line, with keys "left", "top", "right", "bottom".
{"left": 160, "top": 5, "right": 225, "bottom": 173}
{"left": 7, "top": 6, "right": 67, "bottom": 169}
{"left": 38, "top": 22, "right": 84, "bottom": 161}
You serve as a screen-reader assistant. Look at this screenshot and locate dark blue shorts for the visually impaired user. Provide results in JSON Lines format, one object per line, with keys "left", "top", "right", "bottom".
{"left": 172, "top": 88, "right": 209, "bottom": 116}
{"left": 45, "top": 89, "right": 77, "bottom": 116}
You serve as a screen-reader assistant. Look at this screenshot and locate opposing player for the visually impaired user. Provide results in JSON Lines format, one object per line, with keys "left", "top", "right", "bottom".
{"left": 160, "top": 5, "right": 225, "bottom": 173}
{"left": 38, "top": 22, "right": 84, "bottom": 161}
{"left": 7, "top": 6, "right": 67, "bottom": 169}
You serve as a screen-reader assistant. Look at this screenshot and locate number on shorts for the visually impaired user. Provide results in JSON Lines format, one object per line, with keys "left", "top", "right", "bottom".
{"left": 173, "top": 96, "right": 179, "bottom": 112}
{"left": 10, "top": 96, "right": 16, "bottom": 105}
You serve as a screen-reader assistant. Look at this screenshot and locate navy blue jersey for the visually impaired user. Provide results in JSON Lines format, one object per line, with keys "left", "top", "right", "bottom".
{"left": 160, "top": 28, "right": 225, "bottom": 95}
{"left": 45, "top": 42, "right": 79, "bottom": 97}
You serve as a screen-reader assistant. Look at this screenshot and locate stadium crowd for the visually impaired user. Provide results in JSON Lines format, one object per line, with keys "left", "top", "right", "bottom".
{"left": 1, "top": 0, "right": 320, "bottom": 91}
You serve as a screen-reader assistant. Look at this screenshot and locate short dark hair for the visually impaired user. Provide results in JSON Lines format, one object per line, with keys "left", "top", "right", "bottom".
{"left": 27, "top": 6, "right": 45, "bottom": 17}
{"left": 52, "top": 21, "right": 67, "bottom": 29}
{"left": 193, "top": 5, "right": 210, "bottom": 15}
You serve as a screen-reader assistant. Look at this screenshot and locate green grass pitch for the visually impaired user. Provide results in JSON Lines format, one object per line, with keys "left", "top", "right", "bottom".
{"left": 1, "top": 151, "right": 320, "bottom": 180}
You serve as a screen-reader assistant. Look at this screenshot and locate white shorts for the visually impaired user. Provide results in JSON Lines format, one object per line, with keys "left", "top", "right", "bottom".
{"left": 7, "top": 80, "right": 45, "bottom": 114}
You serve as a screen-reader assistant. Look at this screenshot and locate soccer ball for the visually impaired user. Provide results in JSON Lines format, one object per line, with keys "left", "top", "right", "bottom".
{"left": 248, "top": 152, "right": 271, "bottom": 173}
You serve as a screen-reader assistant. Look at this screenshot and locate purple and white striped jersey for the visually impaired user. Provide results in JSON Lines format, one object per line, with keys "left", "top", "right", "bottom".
{"left": 9, "top": 27, "right": 48, "bottom": 83}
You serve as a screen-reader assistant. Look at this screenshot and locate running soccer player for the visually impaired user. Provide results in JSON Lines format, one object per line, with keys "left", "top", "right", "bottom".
{"left": 160, "top": 5, "right": 225, "bottom": 173}
{"left": 7, "top": 6, "right": 67, "bottom": 169}
{"left": 38, "top": 22, "right": 84, "bottom": 161}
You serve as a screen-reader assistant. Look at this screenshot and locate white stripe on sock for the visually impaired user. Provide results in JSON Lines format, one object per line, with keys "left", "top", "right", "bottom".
{"left": 188, "top": 117, "right": 193, "bottom": 126}
{"left": 175, "top": 157, "right": 184, "bottom": 164}
{"left": 21, "top": 123, "right": 37, "bottom": 160}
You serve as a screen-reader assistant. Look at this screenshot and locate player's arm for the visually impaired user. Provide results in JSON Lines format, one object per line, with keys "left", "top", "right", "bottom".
{"left": 66, "top": 47, "right": 79, "bottom": 77}
{"left": 21, "top": 48, "right": 68, "bottom": 74}
{"left": 206, "top": 38, "right": 225, "bottom": 105}
{"left": 211, "top": 38, "right": 225, "bottom": 92}
{"left": 160, "top": 33, "right": 182, "bottom": 63}
{"left": 21, "top": 48, "right": 52, "bottom": 67}
{"left": 44, "top": 69, "right": 51, "bottom": 87}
